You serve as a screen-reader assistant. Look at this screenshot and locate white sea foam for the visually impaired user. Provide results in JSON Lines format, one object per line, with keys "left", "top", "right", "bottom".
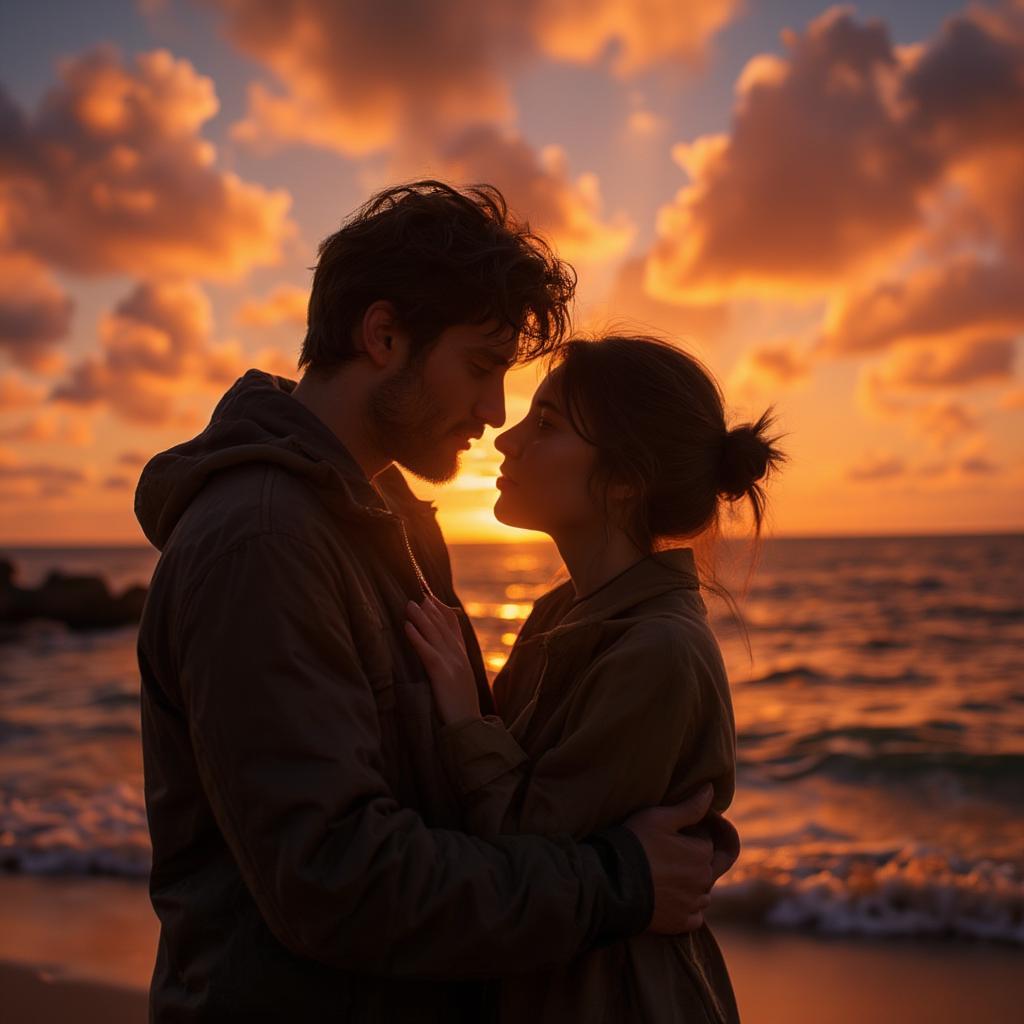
{"left": 0, "top": 783, "right": 150, "bottom": 877}
{"left": 715, "top": 843, "right": 1024, "bottom": 943}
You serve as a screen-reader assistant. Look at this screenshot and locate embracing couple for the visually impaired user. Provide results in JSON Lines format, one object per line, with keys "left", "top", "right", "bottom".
{"left": 135, "top": 181, "right": 784, "bottom": 1022}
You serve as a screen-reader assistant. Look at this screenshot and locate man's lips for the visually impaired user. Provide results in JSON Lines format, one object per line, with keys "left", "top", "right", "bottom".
{"left": 454, "top": 428, "right": 484, "bottom": 450}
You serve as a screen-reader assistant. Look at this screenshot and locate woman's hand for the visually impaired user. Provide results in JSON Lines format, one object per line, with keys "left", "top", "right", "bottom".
{"left": 404, "top": 595, "right": 482, "bottom": 725}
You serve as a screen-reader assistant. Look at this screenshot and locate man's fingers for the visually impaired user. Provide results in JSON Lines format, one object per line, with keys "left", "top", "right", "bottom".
{"left": 661, "top": 783, "right": 714, "bottom": 829}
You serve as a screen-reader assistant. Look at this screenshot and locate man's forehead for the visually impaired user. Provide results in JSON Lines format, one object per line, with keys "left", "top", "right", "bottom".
{"left": 457, "top": 321, "right": 517, "bottom": 361}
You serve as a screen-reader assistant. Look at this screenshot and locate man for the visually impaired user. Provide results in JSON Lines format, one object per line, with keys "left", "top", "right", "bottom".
{"left": 135, "top": 181, "right": 739, "bottom": 1021}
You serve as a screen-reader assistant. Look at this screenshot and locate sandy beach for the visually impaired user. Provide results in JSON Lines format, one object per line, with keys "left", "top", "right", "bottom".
{"left": 2, "top": 875, "right": 1020, "bottom": 1024}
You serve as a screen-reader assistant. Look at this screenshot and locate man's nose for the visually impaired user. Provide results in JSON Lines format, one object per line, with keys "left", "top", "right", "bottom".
{"left": 475, "top": 378, "right": 506, "bottom": 429}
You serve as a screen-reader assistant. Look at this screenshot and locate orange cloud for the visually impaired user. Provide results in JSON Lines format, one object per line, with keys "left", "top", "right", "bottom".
{"left": 101, "top": 473, "right": 133, "bottom": 490}
{"left": 998, "top": 386, "right": 1024, "bottom": 410}
{"left": 845, "top": 441, "right": 1003, "bottom": 485}
{"left": 911, "top": 397, "right": 982, "bottom": 450}
{"left": 916, "top": 441, "right": 1004, "bottom": 481}
{"left": 534, "top": 0, "right": 743, "bottom": 76}
{"left": 116, "top": 449, "right": 151, "bottom": 468}
{"left": 0, "top": 411, "right": 93, "bottom": 446}
{"left": 0, "top": 457, "right": 88, "bottom": 500}
{"left": 726, "top": 340, "right": 813, "bottom": 403}
{"left": 847, "top": 451, "right": 907, "bottom": 482}
{"left": 0, "top": 371, "right": 45, "bottom": 409}
{"left": 235, "top": 284, "right": 309, "bottom": 328}
{"left": 856, "top": 363, "right": 988, "bottom": 452}
{"left": 865, "top": 337, "right": 1016, "bottom": 390}
{"left": 645, "top": 3, "right": 1024, "bottom": 311}
{"left": 52, "top": 279, "right": 296, "bottom": 425}
{"left": 646, "top": 8, "right": 938, "bottom": 303}
{"left": 820, "top": 258, "right": 1024, "bottom": 355}
{"left": 436, "top": 127, "right": 634, "bottom": 265}
{"left": 596, "top": 257, "right": 728, "bottom": 340}
{"left": 0, "top": 47, "right": 294, "bottom": 279}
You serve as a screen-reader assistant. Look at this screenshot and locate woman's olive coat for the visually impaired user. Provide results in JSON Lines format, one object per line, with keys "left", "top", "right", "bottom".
{"left": 440, "top": 548, "right": 742, "bottom": 1023}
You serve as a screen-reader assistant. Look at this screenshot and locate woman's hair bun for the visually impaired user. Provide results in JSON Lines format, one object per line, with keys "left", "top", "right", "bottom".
{"left": 718, "top": 424, "right": 771, "bottom": 500}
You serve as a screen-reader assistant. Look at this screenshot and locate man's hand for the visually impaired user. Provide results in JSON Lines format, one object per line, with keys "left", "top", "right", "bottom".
{"left": 623, "top": 783, "right": 734, "bottom": 934}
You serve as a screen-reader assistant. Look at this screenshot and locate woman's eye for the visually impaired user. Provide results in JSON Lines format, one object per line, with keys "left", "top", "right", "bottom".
{"left": 536, "top": 412, "right": 551, "bottom": 431}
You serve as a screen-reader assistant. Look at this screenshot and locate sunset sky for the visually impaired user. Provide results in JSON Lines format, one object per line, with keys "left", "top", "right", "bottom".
{"left": 1, "top": 0, "right": 1022, "bottom": 543}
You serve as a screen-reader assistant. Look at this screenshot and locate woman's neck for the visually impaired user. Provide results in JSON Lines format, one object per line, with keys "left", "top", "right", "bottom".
{"left": 552, "top": 523, "right": 647, "bottom": 602}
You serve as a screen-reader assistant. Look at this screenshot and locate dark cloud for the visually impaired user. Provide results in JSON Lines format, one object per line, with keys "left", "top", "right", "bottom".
{"left": 211, "top": 0, "right": 742, "bottom": 155}
{"left": 0, "top": 254, "right": 73, "bottom": 369}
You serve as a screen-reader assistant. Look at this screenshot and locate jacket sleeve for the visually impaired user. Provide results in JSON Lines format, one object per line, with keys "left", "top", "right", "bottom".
{"left": 437, "top": 620, "right": 725, "bottom": 841}
{"left": 175, "top": 532, "right": 651, "bottom": 979}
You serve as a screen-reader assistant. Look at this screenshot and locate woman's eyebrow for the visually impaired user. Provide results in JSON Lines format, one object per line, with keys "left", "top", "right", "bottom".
{"left": 534, "top": 398, "right": 563, "bottom": 415}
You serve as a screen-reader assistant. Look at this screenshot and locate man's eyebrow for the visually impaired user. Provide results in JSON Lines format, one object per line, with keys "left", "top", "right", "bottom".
{"left": 469, "top": 346, "right": 513, "bottom": 367}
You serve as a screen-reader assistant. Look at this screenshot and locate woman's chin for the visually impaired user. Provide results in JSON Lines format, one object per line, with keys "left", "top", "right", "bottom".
{"left": 493, "top": 495, "right": 536, "bottom": 532}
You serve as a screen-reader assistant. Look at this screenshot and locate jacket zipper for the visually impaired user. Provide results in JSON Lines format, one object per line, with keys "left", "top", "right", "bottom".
{"left": 397, "top": 515, "right": 436, "bottom": 600}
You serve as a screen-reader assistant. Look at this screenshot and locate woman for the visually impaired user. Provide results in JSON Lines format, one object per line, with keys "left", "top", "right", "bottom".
{"left": 405, "top": 335, "right": 787, "bottom": 1023}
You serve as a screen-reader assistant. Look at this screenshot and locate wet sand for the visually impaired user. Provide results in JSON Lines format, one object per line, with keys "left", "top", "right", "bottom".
{"left": 2, "top": 875, "right": 1020, "bottom": 1023}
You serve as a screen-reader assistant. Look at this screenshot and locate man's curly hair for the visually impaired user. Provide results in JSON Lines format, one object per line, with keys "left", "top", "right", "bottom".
{"left": 299, "top": 180, "right": 577, "bottom": 373}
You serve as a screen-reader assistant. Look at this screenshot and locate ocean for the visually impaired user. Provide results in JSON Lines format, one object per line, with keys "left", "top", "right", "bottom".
{"left": 1, "top": 535, "right": 1022, "bottom": 945}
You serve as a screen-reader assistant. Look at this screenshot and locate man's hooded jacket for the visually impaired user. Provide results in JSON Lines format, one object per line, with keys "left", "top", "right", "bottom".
{"left": 134, "top": 369, "right": 653, "bottom": 1022}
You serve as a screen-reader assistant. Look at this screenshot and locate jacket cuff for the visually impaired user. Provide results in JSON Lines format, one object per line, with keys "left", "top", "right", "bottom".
{"left": 437, "top": 715, "right": 529, "bottom": 795}
{"left": 579, "top": 824, "right": 655, "bottom": 948}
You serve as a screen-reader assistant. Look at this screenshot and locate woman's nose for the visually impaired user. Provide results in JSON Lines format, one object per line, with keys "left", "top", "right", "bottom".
{"left": 494, "top": 426, "right": 516, "bottom": 456}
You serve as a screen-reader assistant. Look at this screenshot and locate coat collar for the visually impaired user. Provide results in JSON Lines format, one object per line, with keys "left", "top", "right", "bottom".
{"left": 505, "top": 547, "right": 703, "bottom": 745}
{"left": 549, "top": 547, "right": 700, "bottom": 633}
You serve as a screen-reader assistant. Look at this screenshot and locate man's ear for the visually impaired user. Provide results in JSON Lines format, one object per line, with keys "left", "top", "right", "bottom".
{"left": 357, "top": 300, "right": 409, "bottom": 369}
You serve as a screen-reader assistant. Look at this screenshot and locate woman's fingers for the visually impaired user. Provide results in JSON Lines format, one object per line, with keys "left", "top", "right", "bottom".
{"left": 403, "top": 620, "right": 442, "bottom": 670}
{"left": 424, "top": 595, "right": 462, "bottom": 636}
{"left": 421, "top": 596, "right": 465, "bottom": 648}
{"left": 406, "top": 600, "right": 443, "bottom": 647}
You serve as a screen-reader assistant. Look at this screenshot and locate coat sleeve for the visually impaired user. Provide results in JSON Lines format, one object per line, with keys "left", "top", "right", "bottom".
{"left": 174, "top": 532, "right": 651, "bottom": 979}
{"left": 437, "top": 620, "right": 721, "bottom": 841}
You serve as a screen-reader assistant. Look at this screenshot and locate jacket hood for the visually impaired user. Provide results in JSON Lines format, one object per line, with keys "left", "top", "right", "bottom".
{"left": 134, "top": 368, "right": 435, "bottom": 550}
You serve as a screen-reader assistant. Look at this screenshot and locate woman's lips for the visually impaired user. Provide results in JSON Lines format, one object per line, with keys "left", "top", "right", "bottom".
{"left": 496, "top": 474, "right": 517, "bottom": 489}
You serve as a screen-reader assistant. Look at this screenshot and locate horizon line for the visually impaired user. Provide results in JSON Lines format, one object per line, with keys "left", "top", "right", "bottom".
{"left": 1, "top": 528, "right": 1022, "bottom": 550}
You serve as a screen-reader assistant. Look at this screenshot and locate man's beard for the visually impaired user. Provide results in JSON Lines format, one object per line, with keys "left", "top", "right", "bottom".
{"left": 367, "top": 360, "right": 464, "bottom": 484}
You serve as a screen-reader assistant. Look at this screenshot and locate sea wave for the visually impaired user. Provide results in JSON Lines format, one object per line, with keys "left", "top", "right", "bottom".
{"left": 739, "top": 664, "right": 936, "bottom": 687}
{"left": 4, "top": 784, "right": 1024, "bottom": 947}
{"left": 738, "top": 725, "right": 1024, "bottom": 788}
{"left": 713, "top": 843, "right": 1024, "bottom": 944}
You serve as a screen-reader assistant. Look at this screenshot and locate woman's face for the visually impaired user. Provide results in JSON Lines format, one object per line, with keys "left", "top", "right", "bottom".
{"left": 493, "top": 370, "right": 601, "bottom": 535}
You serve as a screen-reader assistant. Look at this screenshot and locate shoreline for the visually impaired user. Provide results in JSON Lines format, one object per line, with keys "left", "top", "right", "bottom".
{"left": 2, "top": 875, "right": 1021, "bottom": 1023}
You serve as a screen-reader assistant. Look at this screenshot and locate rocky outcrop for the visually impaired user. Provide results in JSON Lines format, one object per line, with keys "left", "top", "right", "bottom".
{"left": 0, "top": 558, "right": 147, "bottom": 629}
